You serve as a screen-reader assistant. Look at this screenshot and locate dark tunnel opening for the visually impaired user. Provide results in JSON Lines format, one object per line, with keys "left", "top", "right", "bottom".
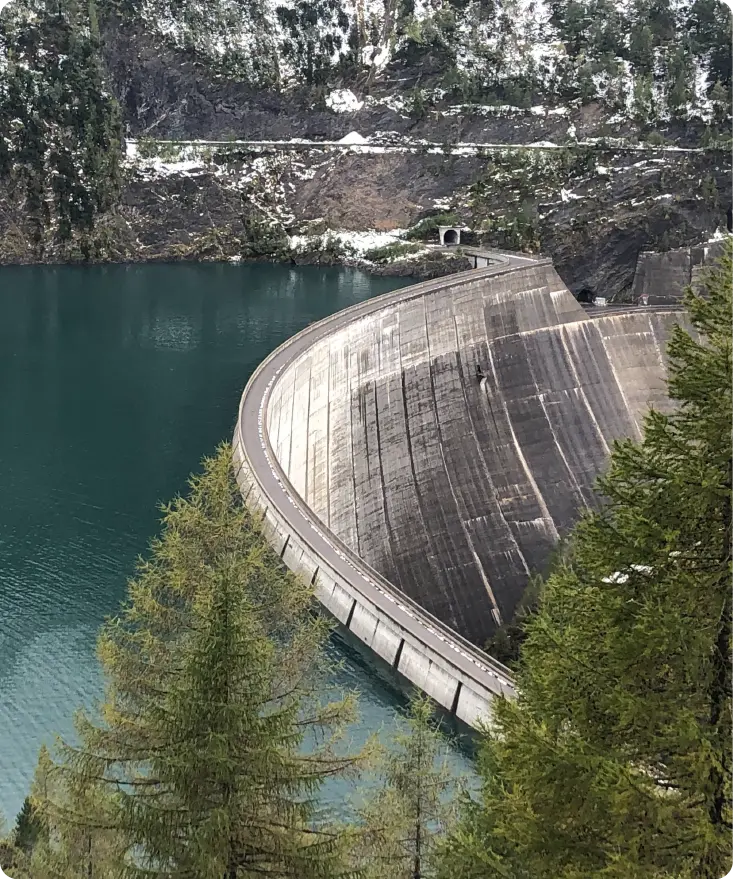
{"left": 577, "top": 286, "right": 594, "bottom": 304}
{"left": 443, "top": 228, "right": 459, "bottom": 245}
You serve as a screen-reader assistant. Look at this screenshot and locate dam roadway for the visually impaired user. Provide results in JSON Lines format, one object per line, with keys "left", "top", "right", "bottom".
{"left": 233, "top": 253, "right": 686, "bottom": 727}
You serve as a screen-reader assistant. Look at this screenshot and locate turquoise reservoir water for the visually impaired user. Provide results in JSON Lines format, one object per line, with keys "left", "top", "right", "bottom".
{"left": 0, "top": 262, "right": 475, "bottom": 823}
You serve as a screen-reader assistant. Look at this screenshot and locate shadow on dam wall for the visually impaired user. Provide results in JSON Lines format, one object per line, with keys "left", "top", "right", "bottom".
{"left": 266, "top": 261, "right": 689, "bottom": 647}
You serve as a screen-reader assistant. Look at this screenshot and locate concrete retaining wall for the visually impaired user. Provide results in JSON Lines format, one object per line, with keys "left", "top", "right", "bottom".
{"left": 233, "top": 257, "right": 691, "bottom": 727}
{"left": 231, "top": 441, "right": 510, "bottom": 727}
{"left": 265, "top": 263, "right": 688, "bottom": 646}
{"left": 631, "top": 238, "right": 726, "bottom": 304}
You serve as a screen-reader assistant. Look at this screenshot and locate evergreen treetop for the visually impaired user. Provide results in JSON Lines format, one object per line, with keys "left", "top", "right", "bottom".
{"left": 352, "top": 694, "right": 464, "bottom": 879}
{"left": 31, "top": 444, "right": 372, "bottom": 878}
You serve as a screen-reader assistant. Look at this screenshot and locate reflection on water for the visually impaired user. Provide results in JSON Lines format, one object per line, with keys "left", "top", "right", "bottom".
{"left": 0, "top": 262, "right": 475, "bottom": 824}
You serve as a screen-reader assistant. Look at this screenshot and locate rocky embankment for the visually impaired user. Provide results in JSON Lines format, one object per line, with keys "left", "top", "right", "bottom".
{"left": 2, "top": 133, "right": 728, "bottom": 295}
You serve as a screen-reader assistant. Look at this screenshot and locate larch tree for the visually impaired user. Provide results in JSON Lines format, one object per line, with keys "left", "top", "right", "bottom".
{"left": 31, "top": 443, "right": 370, "bottom": 878}
{"left": 437, "top": 243, "right": 732, "bottom": 879}
{"left": 0, "top": 810, "right": 32, "bottom": 879}
{"left": 29, "top": 745, "right": 123, "bottom": 879}
{"left": 353, "top": 695, "right": 463, "bottom": 879}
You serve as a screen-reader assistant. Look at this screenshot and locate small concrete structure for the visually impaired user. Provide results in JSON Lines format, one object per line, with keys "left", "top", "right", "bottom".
{"left": 631, "top": 238, "right": 727, "bottom": 304}
{"left": 439, "top": 226, "right": 461, "bottom": 246}
{"left": 460, "top": 246, "right": 527, "bottom": 269}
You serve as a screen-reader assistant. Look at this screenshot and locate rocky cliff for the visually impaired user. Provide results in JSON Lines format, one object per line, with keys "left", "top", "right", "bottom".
{"left": 0, "top": 0, "right": 730, "bottom": 295}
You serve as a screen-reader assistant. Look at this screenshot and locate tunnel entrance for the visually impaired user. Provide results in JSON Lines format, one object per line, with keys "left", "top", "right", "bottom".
{"left": 577, "top": 286, "right": 594, "bottom": 304}
{"left": 440, "top": 226, "right": 461, "bottom": 246}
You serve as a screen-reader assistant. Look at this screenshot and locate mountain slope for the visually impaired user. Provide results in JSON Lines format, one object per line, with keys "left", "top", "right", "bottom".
{"left": 0, "top": 0, "right": 730, "bottom": 293}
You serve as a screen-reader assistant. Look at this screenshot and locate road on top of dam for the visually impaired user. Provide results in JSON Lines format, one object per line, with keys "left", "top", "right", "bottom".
{"left": 235, "top": 252, "right": 678, "bottom": 708}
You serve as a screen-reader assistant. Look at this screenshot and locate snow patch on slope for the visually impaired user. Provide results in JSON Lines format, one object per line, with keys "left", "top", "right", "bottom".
{"left": 337, "top": 131, "right": 368, "bottom": 144}
{"left": 326, "top": 90, "right": 364, "bottom": 113}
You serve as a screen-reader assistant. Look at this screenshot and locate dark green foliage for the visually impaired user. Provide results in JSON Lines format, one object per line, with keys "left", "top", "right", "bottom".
{"left": 644, "top": 128, "right": 668, "bottom": 146}
{"left": 666, "top": 46, "right": 693, "bottom": 117}
{"left": 686, "top": 0, "right": 732, "bottom": 87}
{"left": 13, "top": 798, "right": 43, "bottom": 856}
{"left": 276, "top": 0, "right": 350, "bottom": 86}
{"left": 485, "top": 574, "right": 542, "bottom": 667}
{"left": 409, "top": 87, "right": 427, "bottom": 121}
{"left": 547, "top": 0, "right": 731, "bottom": 115}
{"left": 352, "top": 696, "right": 462, "bottom": 879}
{"left": 477, "top": 207, "right": 541, "bottom": 253}
{"left": 0, "top": 0, "right": 122, "bottom": 247}
{"left": 437, "top": 242, "right": 733, "bottom": 879}
{"left": 363, "top": 241, "right": 423, "bottom": 263}
{"left": 0, "top": 837, "right": 32, "bottom": 879}
{"left": 241, "top": 214, "right": 291, "bottom": 259}
{"left": 393, "top": 9, "right": 459, "bottom": 70}
{"left": 709, "top": 79, "right": 732, "bottom": 128}
{"left": 700, "top": 173, "right": 719, "bottom": 208}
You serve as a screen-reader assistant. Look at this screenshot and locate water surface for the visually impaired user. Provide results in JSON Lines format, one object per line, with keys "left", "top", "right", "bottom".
{"left": 0, "top": 263, "right": 475, "bottom": 822}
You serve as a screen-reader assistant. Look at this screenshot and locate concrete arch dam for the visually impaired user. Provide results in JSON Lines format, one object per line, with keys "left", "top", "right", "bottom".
{"left": 233, "top": 255, "right": 686, "bottom": 727}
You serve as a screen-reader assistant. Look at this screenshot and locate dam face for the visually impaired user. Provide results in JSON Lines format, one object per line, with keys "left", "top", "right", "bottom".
{"left": 264, "top": 261, "right": 684, "bottom": 647}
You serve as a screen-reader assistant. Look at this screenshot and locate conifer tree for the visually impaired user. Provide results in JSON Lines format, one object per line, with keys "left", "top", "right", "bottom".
{"left": 632, "top": 72, "right": 656, "bottom": 121}
{"left": 709, "top": 79, "right": 732, "bottom": 128}
{"left": 30, "top": 745, "right": 122, "bottom": 879}
{"left": 0, "top": 0, "right": 122, "bottom": 249}
{"left": 666, "top": 46, "right": 693, "bottom": 117}
{"left": 33, "top": 444, "right": 368, "bottom": 878}
{"left": 352, "top": 695, "right": 461, "bottom": 879}
{"left": 12, "top": 796, "right": 44, "bottom": 859}
{"left": 0, "top": 811, "right": 32, "bottom": 879}
{"left": 437, "top": 242, "right": 732, "bottom": 879}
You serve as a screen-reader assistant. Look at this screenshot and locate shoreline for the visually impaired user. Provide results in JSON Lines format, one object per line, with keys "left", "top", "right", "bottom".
{"left": 0, "top": 248, "right": 476, "bottom": 283}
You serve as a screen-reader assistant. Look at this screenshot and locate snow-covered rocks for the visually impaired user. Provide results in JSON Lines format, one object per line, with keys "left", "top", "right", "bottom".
{"left": 326, "top": 90, "right": 364, "bottom": 114}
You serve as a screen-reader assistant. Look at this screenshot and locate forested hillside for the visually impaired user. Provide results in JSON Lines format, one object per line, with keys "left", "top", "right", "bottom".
{"left": 0, "top": 0, "right": 730, "bottom": 290}
{"left": 85, "top": 0, "right": 733, "bottom": 114}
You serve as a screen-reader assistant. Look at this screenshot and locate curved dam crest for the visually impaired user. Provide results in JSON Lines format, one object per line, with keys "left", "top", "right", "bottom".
{"left": 234, "top": 256, "right": 688, "bottom": 726}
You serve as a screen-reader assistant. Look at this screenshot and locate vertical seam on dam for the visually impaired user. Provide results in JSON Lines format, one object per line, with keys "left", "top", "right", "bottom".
{"left": 419, "top": 300, "right": 466, "bottom": 626}
{"left": 451, "top": 310, "right": 531, "bottom": 576}
{"left": 393, "top": 638, "right": 405, "bottom": 670}
{"left": 325, "top": 343, "right": 332, "bottom": 529}
{"left": 485, "top": 344, "right": 561, "bottom": 542}
{"left": 280, "top": 534, "right": 290, "bottom": 559}
{"left": 536, "top": 392, "right": 588, "bottom": 511}
{"left": 345, "top": 599, "right": 357, "bottom": 629}
{"left": 303, "top": 361, "right": 313, "bottom": 507}
{"left": 561, "top": 325, "right": 611, "bottom": 457}
{"left": 395, "top": 308, "right": 439, "bottom": 595}
{"left": 372, "top": 381, "right": 402, "bottom": 589}
{"left": 398, "top": 365, "right": 438, "bottom": 587}
{"left": 348, "top": 344, "right": 362, "bottom": 560}
{"left": 286, "top": 362, "right": 296, "bottom": 480}
{"left": 450, "top": 681, "right": 462, "bottom": 716}
{"left": 599, "top": 326, "right": 643, "bottom": 442}
{"left": 424, "top": 299, "right": 504, "bottom": 626}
